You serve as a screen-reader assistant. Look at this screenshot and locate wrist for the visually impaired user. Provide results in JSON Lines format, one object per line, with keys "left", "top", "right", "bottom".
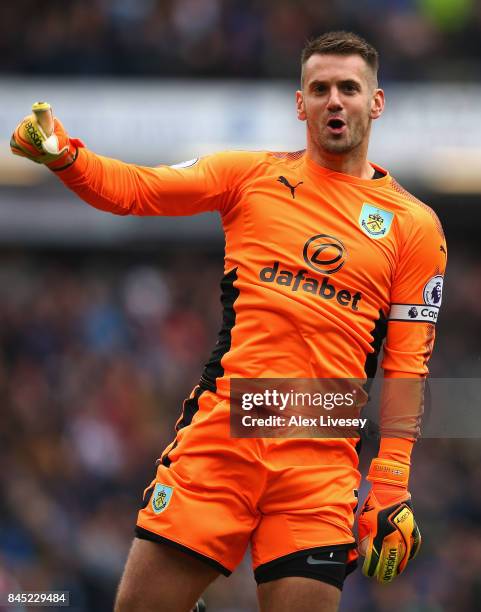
{"left": 47, "top": 139, "right": 81, "bottom": 171}
{"left": 378, "top": 437, "right": 414, "bottom": 466}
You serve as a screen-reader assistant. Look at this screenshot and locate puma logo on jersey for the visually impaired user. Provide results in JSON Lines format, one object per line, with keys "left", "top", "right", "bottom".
{"left": 278, "top": 176, "right": 303, "bottom": 199}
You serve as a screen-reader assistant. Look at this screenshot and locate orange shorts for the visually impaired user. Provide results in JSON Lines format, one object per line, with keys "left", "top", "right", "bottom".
{"left": 136, "top": 387, "right": 361, "bottom": 576}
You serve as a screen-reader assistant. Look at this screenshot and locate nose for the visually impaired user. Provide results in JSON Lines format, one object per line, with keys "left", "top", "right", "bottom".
{"left": 327, "top": 87, "right": 343, "bottom": 111}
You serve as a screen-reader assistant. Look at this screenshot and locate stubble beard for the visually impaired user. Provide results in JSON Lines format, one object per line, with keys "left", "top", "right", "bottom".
{"left": 308, "top": 116, "right": 370, "bottom": 156}
{"left": 320, "top": 134, "right": 356, "bottom": 155}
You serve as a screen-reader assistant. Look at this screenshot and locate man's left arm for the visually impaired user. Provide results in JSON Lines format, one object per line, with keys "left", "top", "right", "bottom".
{"left": 358, "top": 204, "right": 447, "bottom": 583}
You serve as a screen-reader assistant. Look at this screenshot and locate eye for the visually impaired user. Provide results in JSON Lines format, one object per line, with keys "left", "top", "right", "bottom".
{"left": 313, "top": 83, "right": 327, "bottom": 94}
{"left": 342, "top": 83, "right": 359, "bottom": 94}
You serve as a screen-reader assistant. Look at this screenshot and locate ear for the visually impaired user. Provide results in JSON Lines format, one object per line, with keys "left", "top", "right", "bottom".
{"left": 370, "top": 88, "right": 385, "bottom": 120}
{"left": 296, "top": 90, "right": 306, "bottom": 121}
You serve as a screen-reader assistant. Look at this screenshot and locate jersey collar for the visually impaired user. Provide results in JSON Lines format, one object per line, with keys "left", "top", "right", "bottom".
{"left": 303, "top": 154, "right": 391, "bottom": 188}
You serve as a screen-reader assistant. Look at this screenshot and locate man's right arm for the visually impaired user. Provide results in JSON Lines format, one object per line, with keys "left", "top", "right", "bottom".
{"left": 11, "top": 103, "right": 255, "bottom": 218}
{"left": 57, "top": 147, "right": 237, "bottom": 217}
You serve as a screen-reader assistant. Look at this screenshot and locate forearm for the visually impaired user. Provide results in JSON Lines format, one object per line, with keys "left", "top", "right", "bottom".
{"left": 55, "top": 147, "right": 224, "bottom": 217}
{"left": 12, "top": 108, "right": 244, "bottom": 217}
{"left": 378, "top": 371, "right": 425, "bottom": 453}
{"left": 378, "top": 437, "right": 414, "bottom": 466}
{"left": 55, "top": 147, "right": 172, "bottom": 216}
{"left": 377, "top": 374, "right": 423, "bottom": 468}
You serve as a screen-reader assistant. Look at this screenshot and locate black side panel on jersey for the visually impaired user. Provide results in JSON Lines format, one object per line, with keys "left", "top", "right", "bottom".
{"left": 199, "top": 267, "right": 239, "bottom": 392}
{"left": 361, "top": 309, "right": 388, "bottom": 441}
{"left": 364, "top": 309, "right": 388, "bottom": 381}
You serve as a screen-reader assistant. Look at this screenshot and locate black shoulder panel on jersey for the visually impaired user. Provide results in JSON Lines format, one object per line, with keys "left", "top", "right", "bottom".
{"left": 199, "top": 267, "right": 239, "bottom": 392}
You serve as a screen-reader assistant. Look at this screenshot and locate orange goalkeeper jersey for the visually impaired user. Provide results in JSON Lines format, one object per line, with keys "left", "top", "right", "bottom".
{"left": 58, "top": 149, "right": 447, "bottom": 396}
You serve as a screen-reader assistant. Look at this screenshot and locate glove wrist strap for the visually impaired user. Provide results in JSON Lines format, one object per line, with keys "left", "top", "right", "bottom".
{"left": 48, "top": 139, "right": 83, "bottom": 171}
{"left": 367, "top": 458, "right": 410, "bottom": 488}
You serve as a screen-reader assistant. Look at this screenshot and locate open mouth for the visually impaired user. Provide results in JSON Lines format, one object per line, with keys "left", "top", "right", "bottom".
{"left": 327, "top": 118, "right": 346, "bottom": 134}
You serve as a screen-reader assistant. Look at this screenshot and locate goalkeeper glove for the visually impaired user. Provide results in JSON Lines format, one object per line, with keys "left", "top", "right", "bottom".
{"left": 358, "top": 458, "right": 421, "bottom": 583}
{"left": 10, "top": 102, "right": 84, "bottom": 171}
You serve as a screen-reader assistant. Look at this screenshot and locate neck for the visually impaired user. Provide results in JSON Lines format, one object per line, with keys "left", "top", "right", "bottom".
{"left": 307, "top": 139, "right": 374, "bottom": 180}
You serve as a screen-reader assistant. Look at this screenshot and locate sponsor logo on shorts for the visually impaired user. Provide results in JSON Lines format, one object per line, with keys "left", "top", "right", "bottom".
{"left": 306, "top": 554, "right": 344, "bottom": 566}
{"left": 151, "top": 483, "right": 173, "bottom": 514}
{"left": 359, "top": 203, "right": 394, "bottom": 240}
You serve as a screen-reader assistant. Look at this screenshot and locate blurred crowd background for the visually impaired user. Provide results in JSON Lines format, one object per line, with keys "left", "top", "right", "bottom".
{"left": 1, "top": 0, "right": 481, "bottom": 80}
{"left": 1, "top": 1, "right": 481, "bottom": 611}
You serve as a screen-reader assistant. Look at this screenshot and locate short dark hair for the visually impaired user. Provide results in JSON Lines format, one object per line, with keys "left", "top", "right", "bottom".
{"left": 301, "top": 31, "right": 379, "bottom": 85}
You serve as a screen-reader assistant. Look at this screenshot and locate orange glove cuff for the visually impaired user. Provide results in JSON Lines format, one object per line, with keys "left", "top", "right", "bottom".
{"left": 47, "top": 138, "right": 84, "bottom": 171}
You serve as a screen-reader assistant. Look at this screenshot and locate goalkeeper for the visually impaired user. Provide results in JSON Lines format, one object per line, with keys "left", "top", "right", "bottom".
{"left": 11, "top": 31, "right": 445, "bottom": 612}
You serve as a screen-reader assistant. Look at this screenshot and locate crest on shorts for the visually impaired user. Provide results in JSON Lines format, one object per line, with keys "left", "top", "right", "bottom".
{"left": 151, "top": 484, "right": 173, "bottom": 514}
{"left": 359, "top": 203, "right": 394, "bottom": 240}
